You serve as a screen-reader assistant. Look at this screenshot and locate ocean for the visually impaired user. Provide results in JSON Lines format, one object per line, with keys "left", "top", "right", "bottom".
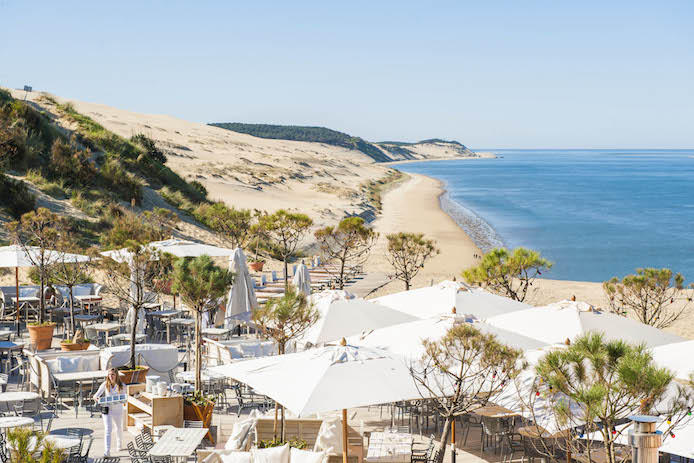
{"left": 393, "top": 149, "right": 694, "bottom": 283}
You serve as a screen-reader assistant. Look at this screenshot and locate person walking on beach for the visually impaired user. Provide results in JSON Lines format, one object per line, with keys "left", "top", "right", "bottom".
{"left": 93, "top": 368, "right": 125, "bottom": 457}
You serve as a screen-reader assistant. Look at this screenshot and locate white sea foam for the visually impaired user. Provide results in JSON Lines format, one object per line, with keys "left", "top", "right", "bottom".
{"left": 438, "top": 187, "right": 505, "bottom": 252}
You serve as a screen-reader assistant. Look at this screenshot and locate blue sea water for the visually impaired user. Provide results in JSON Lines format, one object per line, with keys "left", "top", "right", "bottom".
{"left": 394, "top": 150, "right": 694, "bottom": 283}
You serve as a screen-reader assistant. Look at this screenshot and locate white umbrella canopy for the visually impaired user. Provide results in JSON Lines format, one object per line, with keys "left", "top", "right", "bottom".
{"left": 292, "top": 263, "right": 312, "bottom": 296}
{"left": 349, "top": 315, "right": 550, "bottom": 360}
{"left": 0, "top": 244, "right": 91, "bottom": 267}
{"left": 651, "top": 340, "right": 694, "bottom": 382}
{"left": 486, "top": 299, "right": 684, "bottom": 348}
{"left": 208, "top": 343, "right": 425, "bottom": 417}
{"left": 225, "top": 248, "right": 258, "bottom": 328}
{"left": 301, "top": 299, "right": 418, "bottom": 345}
{"left": 146, "top": 238, "right": 236, "bottom": 258}
{"left": 374, "top": 280, "right": 531, "bottom": 320}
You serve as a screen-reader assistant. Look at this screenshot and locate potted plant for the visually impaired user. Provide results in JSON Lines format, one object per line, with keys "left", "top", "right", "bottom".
{"left": 117, "top": 365, "right": 150, "bottom": 384}
{"left": 183, "top": 391, "right": 216, "bottom": 431}
{"left": 7, "top": 427, "right": 64, "bottom": 463}
{"left": 59, "top": 338, "right": 91, "bottom": 351}
{"left": 248, "top": 257, "right": 265, "bottom": 272}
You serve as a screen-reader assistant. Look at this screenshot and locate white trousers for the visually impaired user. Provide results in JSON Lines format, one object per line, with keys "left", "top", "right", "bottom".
{"left": 102, "top": 407, "right": 123, "bottom": 456}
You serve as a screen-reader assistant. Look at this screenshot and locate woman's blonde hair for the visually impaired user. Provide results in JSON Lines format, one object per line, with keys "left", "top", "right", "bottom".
{"left": 106, "top": 368, "right": 125, "bottom": 391}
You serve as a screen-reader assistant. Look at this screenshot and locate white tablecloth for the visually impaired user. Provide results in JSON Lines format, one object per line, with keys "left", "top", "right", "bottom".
{"left": 365, "top": 432, "right": 412, "bottom": 463}
{"left": 101, "top": 344, "right": 179, "bottom": 376}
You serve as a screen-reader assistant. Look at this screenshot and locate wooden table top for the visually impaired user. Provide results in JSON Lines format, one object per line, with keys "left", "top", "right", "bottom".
{"left": 149, "top": 428, "right": 208, "bottom": 457}
{"left": 517, "top": 425, "right": 567, "bottom": 439}
{"left": 90, "top": 322, "right": 122, "bottom": 331}
{"left": 472, "top": 405, "right": 519, "bottom": 418}
{"left": 54, "top": 370, "right": 108, "bottom": 382}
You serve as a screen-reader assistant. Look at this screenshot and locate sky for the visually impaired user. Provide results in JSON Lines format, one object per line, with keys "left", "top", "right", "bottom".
{"left": 0, "top": 1, "right": 692, "bottom": 149}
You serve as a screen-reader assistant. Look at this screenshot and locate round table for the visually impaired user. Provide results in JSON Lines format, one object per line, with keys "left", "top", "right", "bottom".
{"left": 0, "top": 392, "right": 39, "bottom": 403}
{"left": 0, "top": 416, "right": 34, "bottom": 430}
{"left": 44, "top": 435, "right": 81, "bottom": 449}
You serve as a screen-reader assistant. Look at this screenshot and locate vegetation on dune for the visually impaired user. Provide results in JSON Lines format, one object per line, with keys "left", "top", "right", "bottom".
{"left": 209, "top": 122, "right": 392, "bottom": 162}
{"left": 0, "top": 89, "right": 208, "bottom": 245}
{"left": 361, "top": 169, "right": 406, "bottom": 210}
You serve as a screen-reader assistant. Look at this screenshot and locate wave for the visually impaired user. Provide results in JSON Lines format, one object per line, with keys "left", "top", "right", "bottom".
{"left": 438, "top": 186, "right": 505, "bottom": 252}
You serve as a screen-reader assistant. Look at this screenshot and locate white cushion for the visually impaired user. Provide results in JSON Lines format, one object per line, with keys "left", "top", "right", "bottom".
{"left": 72, "top": 285, "right": 92, "bottom": 297}
{"left": 46, "top": 359, "right": 60, "bottom": 373}
{"left": 290, "top": 449, "right": 328, "bottom": 463}
{"left": 81, "top": 356, "right": 100, "bottom": 370}
{"left": 58, "top": 357, "right": 82, "bottom": 373}
{"left": 225, "top": 410, "right": 259, "bottom": 450}
{"left": 314, "top": 418, "right": 342, "bottom": 454}
{"left": 251, "top": 444, "right": 289, "bottom": 463}
{"left": 227, "top": 346, "right": 244, "bottom": 359}
{"left": 220, "top": 452, "right": 252, "bottom": 463}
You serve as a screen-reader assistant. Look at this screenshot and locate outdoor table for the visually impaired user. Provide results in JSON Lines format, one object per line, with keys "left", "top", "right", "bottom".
{"left": 472, "top": 405, "right": 518, "bottom": 418}
{"left": 0, "top": 416, "right": 34, "bottom": 432}
{"left": 75, "top": 295, "right": 102, "bottom": 313}
{"left": 143, "top": 302, "right": 163, "bottom": 310}
{"left": 53, "top": 370, "right": 108, "bottom": 418}
{"left": 518, "top": 425, "right": 565, "bottom": 439}
{"left": 148, "top": 427, "right": 208, "bottom": 460}
{"left": 0, "top": 342, "right": 25, "bottom": 374}
{"left": 44, "top": 435, "right": 81, "bottom": 449}
{"left": 11, "top": 296, "right": 40, "bottom": 322}
{"left": 365, "top": 431, "right": 413, "bottom": 463}
{"left": 89, "top": 322, "right": 123, "bottom": 345}
{"left": 74, "top": 314, "right": 100, "bottom": 329}
{"left": 0, "top": 391, "right": 39, "bottom": 404}
{"left": 201, "top": 327, "right": 230, "bottom": 340}
{"left": 177, "top": 370, "right": 228, "bottom": 383}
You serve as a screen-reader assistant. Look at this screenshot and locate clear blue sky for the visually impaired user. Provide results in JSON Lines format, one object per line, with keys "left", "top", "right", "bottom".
{"left": 1, "top": 1, "right": 692, "bottom": 148}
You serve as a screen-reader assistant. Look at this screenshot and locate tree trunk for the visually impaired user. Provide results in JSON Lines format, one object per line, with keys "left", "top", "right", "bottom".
{"left": 130, "top": 305, "right": 138, "bottom": 369}
{"left": 39, "top": 268, "right": 46, "bottom": 324}
{"left": 339, "top": 259, "right": 346, "bottom": 290}
{"left": 436, "top": 416, "right": 452, "bottom": 463}
{"left": 195, "top": 309, "right": 202, "bottom": 392}
{"left": 405, "top": 279, "right": 410, "bottom": 291}
{"left": 68, "top": 285, "right": 75, "bottom": 337}
{"left": 283, "top": 258, "right": 289, "bottom": 292}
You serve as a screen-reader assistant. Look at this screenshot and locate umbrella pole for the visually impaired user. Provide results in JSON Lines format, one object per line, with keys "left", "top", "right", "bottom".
{"left": 342, "top": 409, "right": 348, "bottom": 463}
{"left": 15, "top": 268, "right": 20, "bottom": 336}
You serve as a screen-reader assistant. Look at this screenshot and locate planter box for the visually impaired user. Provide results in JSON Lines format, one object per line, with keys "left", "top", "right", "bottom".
{"left": 28, "top": 324, "right": 56, "bottom": 351}
{"left": 249, "top": 261, "right": 265, "bottom": 272}
{"left": 60, "top": 341, "right": 91, "bottom": 352}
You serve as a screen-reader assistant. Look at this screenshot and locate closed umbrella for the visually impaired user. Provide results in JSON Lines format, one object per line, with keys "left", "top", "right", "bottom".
{"left": 225, "top": 248, "right": 258, "bottom": 329}
{"left": 0, "top": 245, "right": 90, "bottom": 334}
{"left": 292, "top": 263, "right": 311, "bottom": 296}
{"left": 209, "top": 341, "right": 426, "bottom": 463}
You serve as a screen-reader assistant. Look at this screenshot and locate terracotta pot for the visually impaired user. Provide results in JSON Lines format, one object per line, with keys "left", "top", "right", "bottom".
{"left": 184, "top": 400, "right": 215, "bottom": 428}
{"left": 59, "top": 341, "right": 90, "bottom": 351}
{"left": 248, "top": 261, "right": 264, "bottom": 272}
{"left": 28, "top": 324, "right": 56, "bottom": 351}
{"left": 118, "top": 366, "right": 150, "bottom": 384}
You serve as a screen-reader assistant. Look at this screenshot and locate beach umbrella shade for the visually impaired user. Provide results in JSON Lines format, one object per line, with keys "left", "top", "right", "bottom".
{"left": 651, "top": 340, "right": 694, "bottom": 382}
{"left": 349, "top": 315, "right": 550, "bottom": 360}
{"left": 300, "top": 298, "right": 418, "bottom": 345}
{"left": 374, "top": 280, "right": 532, "bottom": 320}
{"left": 485, "top": 299, "right": 684, "bottom": 348}
{"left": 292, "top": 263, "right": 312, "bottom": 296}
{"left": 0, "top": 245, "right": 91, "bottom": 334}
{"left": 225, "top": 248, "right": 258, "bottom": 329}
{"left": 145, "top": 238, "right": 236, "bottom": 258}
{"left": 209, "top": 341, "right": 426, "bottom": 463}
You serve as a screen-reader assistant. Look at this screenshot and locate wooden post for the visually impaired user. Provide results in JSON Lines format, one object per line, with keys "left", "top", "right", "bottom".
{"left": 342, "top": 409, "right": 349, "bottom": 463}
{"left": 15, "top": 268, "right": 20, "bottom": 336}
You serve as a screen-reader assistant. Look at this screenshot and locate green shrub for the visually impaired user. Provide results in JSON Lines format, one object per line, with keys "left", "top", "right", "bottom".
{"left": 257, "top": 438, "right": 308, "bottom": 450}
{"left": 0, "top": 174, "right": 36, "bottom": 218}
{"left": 100, "top": 158, "right": 143, "bottom": 203}
{"left": 131, "top": 133, "right": 167, "bottom": 164}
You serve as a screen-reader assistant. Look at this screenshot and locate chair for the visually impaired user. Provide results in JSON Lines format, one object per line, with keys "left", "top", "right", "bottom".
{"left": 127, "top": 442, "right": 151, "bottom": 463}
{"left": 14, "top": 397, "right": 41, "bottom": 416}
{"left": 65, "top": 435, "right": 84, "bottom": 463}
{"left": 0, "top": 373, "right": 7, "bottom": 393}
{"left": 50, "top": 375, "right": 79, "bottom": 416}
{"left": 184, "top": 420, "right": 203, "bottom": 428}
{"left": 459, "top": 413, "right": 483, "bottom": 447}
{"left": 75, "top": 436, "right": 93, "bottom": 463}
{"left": 235, "top": 385, "right": 267, "bottom": 417}
{"left": 501, "top": 433, "right": 523, "bottom": 463}
{"left": 411, "top": 435, "right": 435, "bottom": 463}
{"left": 135, "top": 434, "right": 153, "bottom": 451}
{"left": 481, "top": 417, "right": 511, "bottom": 454}
{"left": 522, "top": 436, "right": 549, "bottom": 463}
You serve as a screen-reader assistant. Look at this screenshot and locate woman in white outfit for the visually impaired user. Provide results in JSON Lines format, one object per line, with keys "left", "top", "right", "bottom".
{"left": 93, "top": 368, "right": 125, "bottom": 457}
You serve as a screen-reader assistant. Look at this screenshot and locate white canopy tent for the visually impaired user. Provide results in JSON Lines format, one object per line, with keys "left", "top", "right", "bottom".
{"left": 651, "top": 340, "right": 694, "bottom": 382}
{"left": 486, "top": 299, "right": 684, "bottom": 348}
{"left": 300, "top": 298, "right": 418, "bottom": 345}
{"left": 292, "top": 263, "right": 312, "bottom": 296}
{"left": 225, "top": 248, "right": 258, "bottom": 329}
